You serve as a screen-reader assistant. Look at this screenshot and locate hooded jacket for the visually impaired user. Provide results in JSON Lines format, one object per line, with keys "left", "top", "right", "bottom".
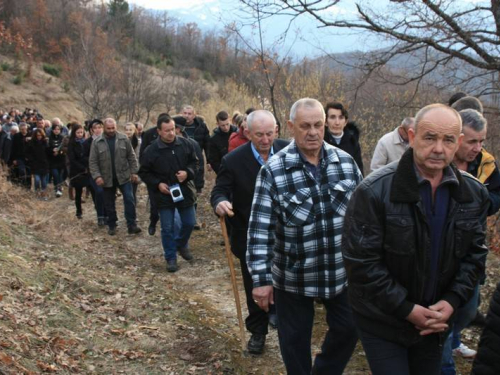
{"left": 207, "top": 125, "right": 237, "bottom": 174}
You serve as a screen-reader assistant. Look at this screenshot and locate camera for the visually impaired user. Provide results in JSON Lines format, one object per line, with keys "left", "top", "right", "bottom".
{"left": 170, "top": 184, "right": 184, "bottom": 203}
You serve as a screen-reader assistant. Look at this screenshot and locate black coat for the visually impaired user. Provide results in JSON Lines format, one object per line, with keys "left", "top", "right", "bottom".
{"left": 342, "top": 149, "right": 489, "bottom": 346}
{"left": 184, "top": 116, "right": 210, "bottom": 157}
{"left": 26, "top": 139, "right": 49, "bottom": 175}
{"left": 139, "top": 127, "right": 158, "bottom": 165}
{"left": 472, "top": 281, "right": 500, "bottom": 375}
{"left": 324, "top": 121, "right": 364, "bottom": 175}
{"left": 207, "top": 125, "right": 237, "bottom": 174}
{"left": 47, "top": 133, "right": 66, "bottom": 170}
{"left": 67, "top": 140, "right": 89, "bottom": 187}
{"left": 10, "top": 132, "right": 30, "bottom": 162}
{"left": 210, "top": 139, "right": 289, "bottom": 259}
{"left": 138, "top": 136, "right": 199, "bottom": 209}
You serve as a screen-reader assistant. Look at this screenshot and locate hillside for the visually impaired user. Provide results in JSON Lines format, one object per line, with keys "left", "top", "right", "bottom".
{"left": 1, "top": 172, "right": 499, "bottom": 374}
{"left": 0, "top": 58, "right": 85, "bottom": 123}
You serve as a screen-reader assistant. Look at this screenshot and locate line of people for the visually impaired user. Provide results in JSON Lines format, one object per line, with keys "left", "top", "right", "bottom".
{"left": 2, "top": 94, "right": 500, "bottom": 374}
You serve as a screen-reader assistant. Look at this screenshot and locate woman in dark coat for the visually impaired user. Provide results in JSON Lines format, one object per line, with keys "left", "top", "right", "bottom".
{"left": 472, "top": 281, "right": 500, "bottom": 375}
{"left": 47, "top": 124, "right": 66, "bottom": 197}
{"left": 26, "top": 128, "right": 50, "bottom": 199}
{"left": 323, "top": 101, "right": 364, "bottom": 175}
{"left": 67, "top": 124, "right": 89, "bottom": 219}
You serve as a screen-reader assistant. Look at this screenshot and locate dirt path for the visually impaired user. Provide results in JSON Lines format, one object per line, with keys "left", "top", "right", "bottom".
{"left": 1, "top": 178, "right": 499, "bottom": 374}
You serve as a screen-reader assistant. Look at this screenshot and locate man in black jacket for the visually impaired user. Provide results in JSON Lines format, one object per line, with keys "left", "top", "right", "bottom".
{"left": 182, "top": 105, "right": 210, "bottom": 159}
{"left": 207, "top": 110, "right": 237, "bottom": 174}
{"left": 324, "top": 101, "right": 364, "bottom": 175}
{"left": 342, "top": 103, "right": 489, "bottom": 375}
{"left": 211, "top": 110, "right": 288, "bottom": 354}
{"left": 139, "top": 115, "right": 199, "bottom": 273}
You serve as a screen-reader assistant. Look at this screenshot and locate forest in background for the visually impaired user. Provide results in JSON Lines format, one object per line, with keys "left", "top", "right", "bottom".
{"left": 0, "top": 0, "right": 499, "bottom": 165}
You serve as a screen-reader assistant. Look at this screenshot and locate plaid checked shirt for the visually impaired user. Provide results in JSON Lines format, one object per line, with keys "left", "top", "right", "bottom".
{"left": 247, "top": 140, "right": 363, "bottom": 298}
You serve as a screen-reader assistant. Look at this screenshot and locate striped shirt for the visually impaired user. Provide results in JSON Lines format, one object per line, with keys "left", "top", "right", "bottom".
{"left": 247, "top": 140, "right": 363, "bottom": 298}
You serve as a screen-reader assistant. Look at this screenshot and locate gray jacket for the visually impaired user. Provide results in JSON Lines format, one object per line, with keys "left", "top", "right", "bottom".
{"left": 89, "top": 132, "right": 138, "bottom": 187}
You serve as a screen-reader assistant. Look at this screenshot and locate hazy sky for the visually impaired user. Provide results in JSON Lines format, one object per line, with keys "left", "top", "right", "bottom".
{"left": 127, "top": 0, "right": 487, "bottom": 57}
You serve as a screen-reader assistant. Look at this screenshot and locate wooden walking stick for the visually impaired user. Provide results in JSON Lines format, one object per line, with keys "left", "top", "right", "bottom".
{"left": 219, "top": 215, "right": 247, "bottom": 352}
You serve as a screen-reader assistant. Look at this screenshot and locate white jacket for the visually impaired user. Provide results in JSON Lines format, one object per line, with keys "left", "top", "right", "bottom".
{"left": 370, "top": 128, "right": 408, "bottom": 173}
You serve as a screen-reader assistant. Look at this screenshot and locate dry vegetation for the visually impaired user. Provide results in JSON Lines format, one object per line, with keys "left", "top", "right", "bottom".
{"left": 0, "top": 173, "right": 499, "bottom": 374}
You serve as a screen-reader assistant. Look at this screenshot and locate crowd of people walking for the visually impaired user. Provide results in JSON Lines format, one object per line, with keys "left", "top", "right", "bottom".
{"left": 1, "top": 94, "right": 499, "bottom": 374}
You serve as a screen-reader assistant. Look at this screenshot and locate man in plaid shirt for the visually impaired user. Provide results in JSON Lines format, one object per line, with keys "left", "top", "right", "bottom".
{"left": 247, "top": 98, "right": 363, "bottom": 374}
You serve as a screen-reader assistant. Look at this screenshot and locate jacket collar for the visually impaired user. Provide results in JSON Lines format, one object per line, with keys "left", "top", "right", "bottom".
{"left": 390, "top": 148, "right": 473, "bottom": 203}
{"left": 157, "top": 136, "right": 181, "bottom": 149}
{"left": 285, "top": 140, "right": 339, "bottom": 170}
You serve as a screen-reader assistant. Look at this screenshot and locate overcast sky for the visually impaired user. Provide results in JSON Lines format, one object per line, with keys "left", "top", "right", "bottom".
{"left": 126, "top": 0, "right": 486, "bottom": 57}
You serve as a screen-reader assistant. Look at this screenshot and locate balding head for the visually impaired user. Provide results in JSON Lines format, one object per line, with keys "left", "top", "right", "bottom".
{"left": 409, "top": 104, "right": 463, "bottom": 177}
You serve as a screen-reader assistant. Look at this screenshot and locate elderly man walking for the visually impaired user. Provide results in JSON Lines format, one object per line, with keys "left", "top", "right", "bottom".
{"left": 211, "top": 110, "right": 288, "bottom": 354}
{"left": 89, "top": 118, "right": 141, "bottom": 236}
{"left": 342, "top": 104, "right": 489, "bottom": 375}
{"left": 247, "top": 98, "right": 362, "bottom": 374}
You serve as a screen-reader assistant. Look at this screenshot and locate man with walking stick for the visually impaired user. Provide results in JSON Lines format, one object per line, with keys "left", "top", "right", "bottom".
{"left": 247, "top": 99, "right": 362, "bottom": 374}
{"left": 211, "top": 110, "right": 288, "bottom": 354}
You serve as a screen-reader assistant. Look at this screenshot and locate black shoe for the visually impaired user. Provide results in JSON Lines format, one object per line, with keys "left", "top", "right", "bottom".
{"left": 108, "top": 227, "right": 116, "bottom": 236}
{"left": 268, "top": 313, "right": 278, "bottom": 329}
{"left": 148, "top": 224, "right": 156, "bottom": 236}
{"left": 128, "top": 225, "right": 142, "bottom": 235}
{"left": 178, "top": 247, "right": 193, "bottom": 261}
{"left": 193, "top": 223, "right": 201, "bottom": 230}
{"left": 76, "top": 213, "right": 82, "bottom": 220}
{"left": 166, "top": 259, "right": 178, "bottom": 273}
{"left": 97, "top": 218, "right": 106, "bottom": 227}
{"left": 247, "top": 334, "right": 265, "bottom": 354}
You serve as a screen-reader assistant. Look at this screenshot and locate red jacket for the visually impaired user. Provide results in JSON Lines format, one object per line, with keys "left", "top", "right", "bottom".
{"left": 228, "top": 131, "right": 248, "bottom": 152}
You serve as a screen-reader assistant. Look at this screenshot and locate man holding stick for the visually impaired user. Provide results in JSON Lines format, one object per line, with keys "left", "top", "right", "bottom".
{"left": 211, "top": 110, "right": 288, "bottom": 354}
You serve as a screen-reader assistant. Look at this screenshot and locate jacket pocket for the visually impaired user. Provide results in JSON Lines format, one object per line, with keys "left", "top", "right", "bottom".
{"left": 329, "top": 179, "right": 357, "bottom": 215}
{"left": 282, "top": 188, "right": 314, "bottom": 226}
{"left": 454, "top": 220, "right": 476, "bottom": 258}
{"left": 384, "top": 215, "right": 416, "bottom": 255}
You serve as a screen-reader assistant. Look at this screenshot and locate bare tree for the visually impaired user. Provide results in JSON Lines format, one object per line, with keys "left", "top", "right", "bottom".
{"left": 228, "top": 1, "right": 297, "bottom": 126}
{"left": 239, "top": 0, "right": 500, "bottom": 98}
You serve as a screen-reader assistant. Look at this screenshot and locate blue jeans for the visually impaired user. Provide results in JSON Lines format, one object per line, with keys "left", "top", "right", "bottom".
{"left": 89, "top": 176, "right": 106, "bottom": 219}
{"left": 51, "top": 168, "right": 64, "bottom": 190}
{"left": 159, "top": 206, "right": 195, "bottom": 261}
{"left": 359, "top": 329, "right": 445, "bottom": 375}
{"left": 34, "top": 173, "right": 48, "bottom": 192}
{"left": 103, "top": 181, "right": 136, "bottom": 228}
{"left": 274, "top": 288, "right": 357, "bottom": 375}
{"left": 441, "top": 284, "right": 480, "bottom": 375}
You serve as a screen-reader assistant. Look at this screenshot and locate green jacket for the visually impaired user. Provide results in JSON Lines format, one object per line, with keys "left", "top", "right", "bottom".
{"left": 89, "top": 132, "right": 138, "bottom": 187}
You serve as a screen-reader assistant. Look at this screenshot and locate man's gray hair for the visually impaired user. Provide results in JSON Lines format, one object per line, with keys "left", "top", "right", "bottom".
{"left": 451, "top": 96, "right": 483, "bottom": 114}
{"left": 51, "top": 117, "right": 62, "bottom": 126}
{"left": 459, "top": 109, "right": 487, "bottom": 132}
{"left": 247, "top": 110, "right": 275, "bottom": 131}
{"left": 401, "top": 117, "right": 415, "bottom": 130}
{"left": 103, "top": 118, "right": 116, "bottom": 126}
{"left": 182, "top": 105, "right": 195, "bottom": 112}
{"left": 289, "top": 98, "right": 325, "bottom": 123}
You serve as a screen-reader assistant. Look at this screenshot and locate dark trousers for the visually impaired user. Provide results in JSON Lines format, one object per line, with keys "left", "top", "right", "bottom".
{"left": 75, "top": 186, "right": 83, "bottom": 216}
{"left": 146, "top": 184, "right": 159, "bottom": 226}
{"left": 358, "top": 329, "right": 445, "bottom": 375}
{"left": 103, "top": 181, "right": 136, "bottom": 228}
{"left": 274, "top": 288, "right": 357, "bottom": 375}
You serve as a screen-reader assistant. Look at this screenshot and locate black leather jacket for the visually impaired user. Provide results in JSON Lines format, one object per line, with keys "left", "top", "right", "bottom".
{"left": 342, "top": 149, "right": 489, "bottom": 346}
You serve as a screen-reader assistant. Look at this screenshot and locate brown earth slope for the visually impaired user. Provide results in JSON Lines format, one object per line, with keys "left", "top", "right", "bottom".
{"left": 1, "top": 175, "right": 499, "bottom": 374}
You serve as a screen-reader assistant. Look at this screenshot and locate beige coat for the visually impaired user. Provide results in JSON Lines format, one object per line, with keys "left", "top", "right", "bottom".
{"left": 370, "top": 127, "right": 408, "bottom": 173}
{"left": 89, "top": 132, "right": 138, "bottom": 187}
